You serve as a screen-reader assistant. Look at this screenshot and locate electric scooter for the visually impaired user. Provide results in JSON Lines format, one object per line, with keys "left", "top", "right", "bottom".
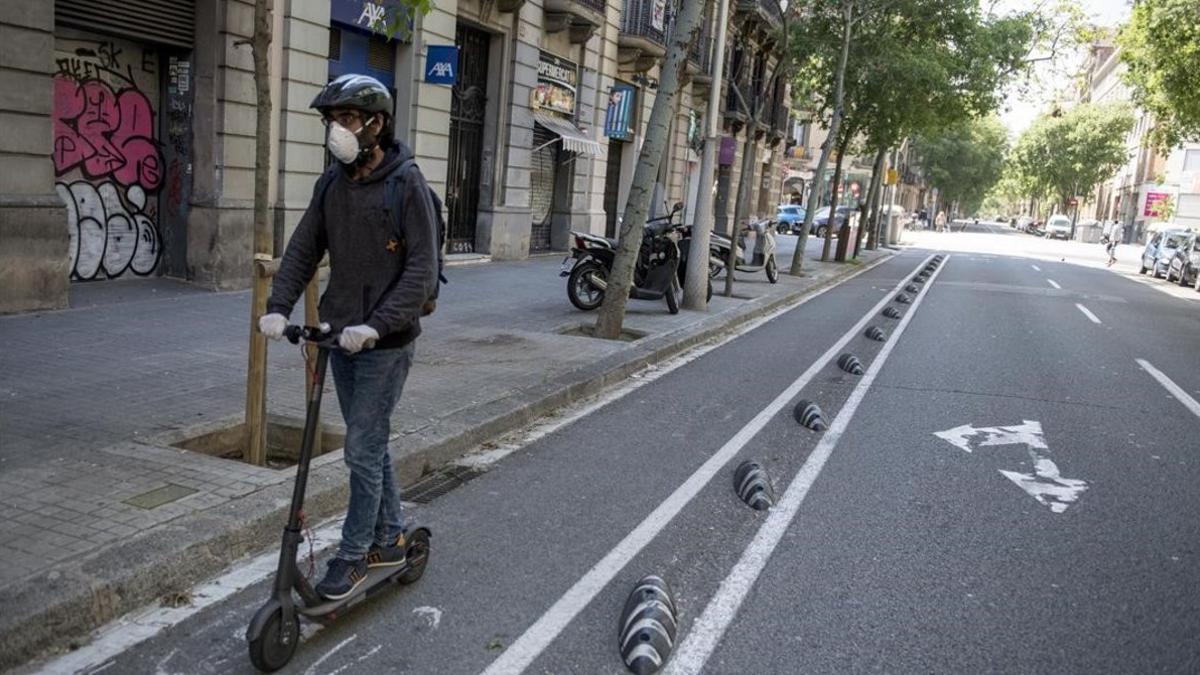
{"left": 246, "top": 324, "right": 431, "bottom": 672}
{"left": 709, "top": 217, "right": 781, "bottom": 283}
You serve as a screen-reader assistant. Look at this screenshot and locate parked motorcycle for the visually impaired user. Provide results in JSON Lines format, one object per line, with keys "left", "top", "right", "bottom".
{"left": 708, "top": 218, "right": 780, "bottom": 283}
{"left": 561, "top": 202, "right": 689, "bottom": 314}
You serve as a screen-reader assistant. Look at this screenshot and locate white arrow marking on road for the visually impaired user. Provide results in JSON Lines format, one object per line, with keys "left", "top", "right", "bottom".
{"left": 999, "top": 454, "right": 1088, "bottom": 513}
{"left": 933, "top": 420, "right": 1048, "bottom": 453}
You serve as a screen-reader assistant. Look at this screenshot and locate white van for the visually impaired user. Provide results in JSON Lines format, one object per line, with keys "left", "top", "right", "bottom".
{"left": 1045, "top": 215, "right": 1072, "bottom": 240}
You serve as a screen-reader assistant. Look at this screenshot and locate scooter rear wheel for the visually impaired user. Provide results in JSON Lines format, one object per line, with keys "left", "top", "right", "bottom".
{"left": 567, "top": 261, "right": 606, "bottom": 311}
{"left": 399, "top": 529, "right": 431, "bottom": 585}
{"left": 248, "top": 606, "right": 299, "bottom": 673}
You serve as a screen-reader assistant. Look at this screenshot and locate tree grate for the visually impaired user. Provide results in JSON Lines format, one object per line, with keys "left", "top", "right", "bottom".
{"left": 405, "top": 466, "right": 485, "bottom": 504}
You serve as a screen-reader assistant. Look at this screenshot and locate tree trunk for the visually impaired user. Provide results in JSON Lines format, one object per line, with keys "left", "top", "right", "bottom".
{"left": 789, "top": 0, "right": 853, "bottom": 275}
{"left": 683, "top": 0, "right": 732, "bottom": 310}
{"left": 594, "top": 0, "right": 705, "bottom": 339}
{"left": 243, "top": 0, "right": 273, "bottom": 466}
{"left": 725, "top": 117, "right": 759, "bottom": 297}
{"left": 822, "top": 133, "right": 850, "bottom": 262}
{"left": 862, "top": 146, "right": 886, "bottom": 252}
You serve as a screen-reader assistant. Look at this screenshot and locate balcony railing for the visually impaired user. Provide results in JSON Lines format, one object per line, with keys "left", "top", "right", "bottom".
{"left": 736, "top": 0, "right": 784, "bottom": 28}
{"left": 621, "top": 0, "right": 668, "bottom": 46}
{"left": 576, "top": 0, "right": 606, "bottom": 10}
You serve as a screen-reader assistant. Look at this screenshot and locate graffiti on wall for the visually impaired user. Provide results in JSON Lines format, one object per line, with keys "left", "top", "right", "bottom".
{"left": 53, "top": 36, "right": 163, "bottom": 280}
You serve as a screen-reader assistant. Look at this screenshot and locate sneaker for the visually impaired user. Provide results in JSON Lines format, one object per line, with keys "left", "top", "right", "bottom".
{"left": 315, "top": 557, "right": 368, "bottom": 600}
{"left": 367, "top": 532, "right": 407, "bottom": 569}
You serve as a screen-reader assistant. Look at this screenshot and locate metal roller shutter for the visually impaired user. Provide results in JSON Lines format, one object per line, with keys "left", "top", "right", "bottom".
{"left": 57, "top": 0, "right": 195, "bottom": 49}
{"left": 530, "top": 124, "right": 557, "bottom": 252}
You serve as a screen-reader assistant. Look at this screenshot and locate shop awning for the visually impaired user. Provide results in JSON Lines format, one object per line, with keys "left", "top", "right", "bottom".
{"left": 533, "top": 113, "right": 603, "bottom": 157}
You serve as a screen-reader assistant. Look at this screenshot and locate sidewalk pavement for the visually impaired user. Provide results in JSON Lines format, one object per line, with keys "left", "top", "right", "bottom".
{"left": 0, "top": 237, "right": 893, "bottom": 668}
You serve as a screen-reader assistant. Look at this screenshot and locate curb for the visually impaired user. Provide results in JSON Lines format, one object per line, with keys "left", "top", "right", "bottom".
{"left": 1, "top": 251, "right": 894, "bottom": 670}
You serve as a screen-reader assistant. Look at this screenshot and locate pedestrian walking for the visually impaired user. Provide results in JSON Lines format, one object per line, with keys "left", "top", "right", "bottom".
{"left": 935, "top": 211, "right": 948, "bottom": 232}
{"left": 1105, "top": 220, "right": 1124, "bottom": 267}
{"left": 257, "top": 74, "right": 441, "bottom": 601}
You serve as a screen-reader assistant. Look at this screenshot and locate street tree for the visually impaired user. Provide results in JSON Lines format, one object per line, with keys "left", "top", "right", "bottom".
{"left": 1118, "top": 0, "right": 1200, "bottom": 150}
{"left": 916, "top": 117, "right": 1009, "bottom": 219}
{"left": 1011, "top": 102, "right": 1135, "bottom": 226}
{"left": 594, "top": 0, "right": 706, "bottom": 339}
{"left": 243, "top": 0, "right": 275, "bottom": 465}
{"left": 786, "top": 0, "right": 1035, "bottom": 273}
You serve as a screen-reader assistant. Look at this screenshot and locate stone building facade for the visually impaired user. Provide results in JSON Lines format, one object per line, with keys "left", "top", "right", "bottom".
{"left": 0, "top": 0, "right": 791, "bottom": 313}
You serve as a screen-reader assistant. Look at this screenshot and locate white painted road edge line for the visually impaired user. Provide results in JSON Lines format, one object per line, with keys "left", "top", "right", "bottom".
{"left": 1032, "top": 264, "right": 1042, "bottom": 271}
{"left": 479, "top": 254, "right": 938, "bottom": 675}
{"left": 37, "top": 252, "right": 895, "bottom": 675}
{"left": 664, "top": 254, "right": 949, "bottom": 674}
{"left": 1046, "top": 279, "right": 1062, "bottom": 289}
{"left": 1075, "top": 303, "right": 1102, "bottom": 324}
{"left": 1137, "top": 359, "right": 1200, "bottom": 419}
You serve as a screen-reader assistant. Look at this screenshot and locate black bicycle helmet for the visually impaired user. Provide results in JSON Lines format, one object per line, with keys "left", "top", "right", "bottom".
{"left": 310, "top": 74, "right": 393, "bottom": 116}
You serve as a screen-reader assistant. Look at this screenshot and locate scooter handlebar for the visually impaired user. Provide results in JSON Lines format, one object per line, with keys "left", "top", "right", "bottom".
{"left": 283, "top": 323, "right": 336, "bottom": 345}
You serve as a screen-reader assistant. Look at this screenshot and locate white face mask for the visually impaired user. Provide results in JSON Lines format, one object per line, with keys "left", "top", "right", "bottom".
{"left": 326, "top": 121, "right": 364, "bottom": 164}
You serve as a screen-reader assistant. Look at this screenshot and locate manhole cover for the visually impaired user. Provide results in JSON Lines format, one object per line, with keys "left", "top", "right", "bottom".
{"left": 406, "top": 466, "right": 485, "bottom": 504}
{"left": 123, "top": 484, "right": 198, "bottom": 510}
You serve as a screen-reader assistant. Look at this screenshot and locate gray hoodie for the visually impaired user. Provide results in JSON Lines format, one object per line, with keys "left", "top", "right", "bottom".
{"left": 267, "top": 142, "right": 438, "bottom": 349}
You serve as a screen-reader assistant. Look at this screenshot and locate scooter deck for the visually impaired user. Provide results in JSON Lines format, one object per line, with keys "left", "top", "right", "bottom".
{"left": 298, "top": 563, "right": 411, "bottom": 618}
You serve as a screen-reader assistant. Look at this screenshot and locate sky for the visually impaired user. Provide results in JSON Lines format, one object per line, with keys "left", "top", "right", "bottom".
{"left": 994, "top": 0, "right": 1133, "bottom": 136}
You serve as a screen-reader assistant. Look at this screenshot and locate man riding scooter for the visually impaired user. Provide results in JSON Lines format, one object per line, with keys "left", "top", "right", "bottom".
{"left": 258, "top": 74, "right": 440, "bottom": 601}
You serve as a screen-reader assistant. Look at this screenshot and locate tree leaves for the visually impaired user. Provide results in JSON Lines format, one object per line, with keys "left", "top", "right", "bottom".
{"left": 1118, "top": 0, "right": 1200, "bottom": 151}
{"left": 916, "top": 117, "right": 1009, "bottom": 216}
{"left": 1010, "top": 103, "right": 1135, "bottom": 209}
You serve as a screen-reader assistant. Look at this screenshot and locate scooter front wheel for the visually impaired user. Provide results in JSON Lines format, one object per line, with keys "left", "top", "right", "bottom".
{"left": 248, "top": 605, "right": 299, "bottom": 673}
{"left": 665, "top": 277, "right": 680, "bottom": 314}
{"left": 766, "top": 257, "right": 779, "bottom": 284}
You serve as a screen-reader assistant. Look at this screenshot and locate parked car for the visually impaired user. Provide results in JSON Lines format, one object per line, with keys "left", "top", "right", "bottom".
{"left": 812, "top": 206, "right": 851, "bottom": 238}
{"left": 1141, "top": 229, "right": 1192, "bottom": 278}
{"left": 1165, "top": 232, "right": 1200, "bottom": 287}
{"left": 775, "top": 205, "right": 806, "bottom": 234}
{"left": 1044, "top": 215, "right": 1072, "bottom": 240}
{"left": 1015, "top": 215, "right": 1034, "bottom": 231}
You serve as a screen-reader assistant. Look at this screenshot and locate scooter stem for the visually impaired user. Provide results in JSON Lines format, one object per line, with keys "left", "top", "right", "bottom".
{"left": 286, "top": 347, "right": 329, "bottom": 531}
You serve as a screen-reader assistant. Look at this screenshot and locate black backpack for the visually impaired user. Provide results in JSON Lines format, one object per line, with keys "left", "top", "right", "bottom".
{"left": 313, "top": 159, "right": 447, "bottom": 315}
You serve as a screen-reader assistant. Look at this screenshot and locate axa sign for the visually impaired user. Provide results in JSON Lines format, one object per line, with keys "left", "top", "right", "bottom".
{"left": 331, "top": 0, "right": 408, "bottom": 38}
{"left": 425, "top": 45, "right": 458, "bottom": 85}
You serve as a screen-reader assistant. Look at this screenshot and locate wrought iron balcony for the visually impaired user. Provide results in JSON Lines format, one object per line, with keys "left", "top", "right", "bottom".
{"left": 736, "top": 0, "right": 784, "bottom": 28}
{"left": 619, "top": 0, "right": 668, "bottom": 71}
{"left": 687, "top": 9, "right": 714, "bottom": 82}
{"left": 545, "top": 0, "right": 607, "bottom": 43}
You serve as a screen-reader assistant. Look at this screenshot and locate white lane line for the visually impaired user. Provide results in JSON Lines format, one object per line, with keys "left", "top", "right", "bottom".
{"left": 33, "top": 257, "right": 897, "bottom": 675}
{"left": 1031, "top": 264, "right": 1042, "bottom": 272}
{"left": 1046, "top": 279, "right": 1062, "bottom": 289}
{"left": 1075, "top": 303, "right": 1102, "bottom": 324}
{"left": 1137, "top": 359, "right": 1200, "bottom": 419}
{"left": 664, "top": 255, "right": 948, "bottom": 674}
{"left": 478, "top": 255, "right": 938, "bottom": 675}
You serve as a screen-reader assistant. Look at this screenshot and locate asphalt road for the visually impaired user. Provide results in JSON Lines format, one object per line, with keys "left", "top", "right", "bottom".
{"left": 38, "top": 224, "right": 1200, "bottom": 674}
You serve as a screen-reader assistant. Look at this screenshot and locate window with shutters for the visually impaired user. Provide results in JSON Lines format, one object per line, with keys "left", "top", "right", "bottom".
{"left": 329, "top": 28, "right": 342, "bottom": 61}
{"left": 366, "top": 35, "right": 394, "bottom": 75}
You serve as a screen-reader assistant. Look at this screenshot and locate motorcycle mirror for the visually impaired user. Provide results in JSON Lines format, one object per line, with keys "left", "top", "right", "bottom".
{"left": 673, "top": 201, "right": 684, "bottom": 213}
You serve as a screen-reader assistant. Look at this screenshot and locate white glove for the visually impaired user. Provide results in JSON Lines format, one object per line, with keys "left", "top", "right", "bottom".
{"left": 338, "top": 325, "right": 380, "bottom": 354}
{"left": 258, "top": 313, "right": 288, "bottom": 340}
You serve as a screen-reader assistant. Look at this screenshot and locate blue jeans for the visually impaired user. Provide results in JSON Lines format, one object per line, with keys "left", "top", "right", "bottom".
{"left": 329, "top": 343, "right": 414, "bottom": 560}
